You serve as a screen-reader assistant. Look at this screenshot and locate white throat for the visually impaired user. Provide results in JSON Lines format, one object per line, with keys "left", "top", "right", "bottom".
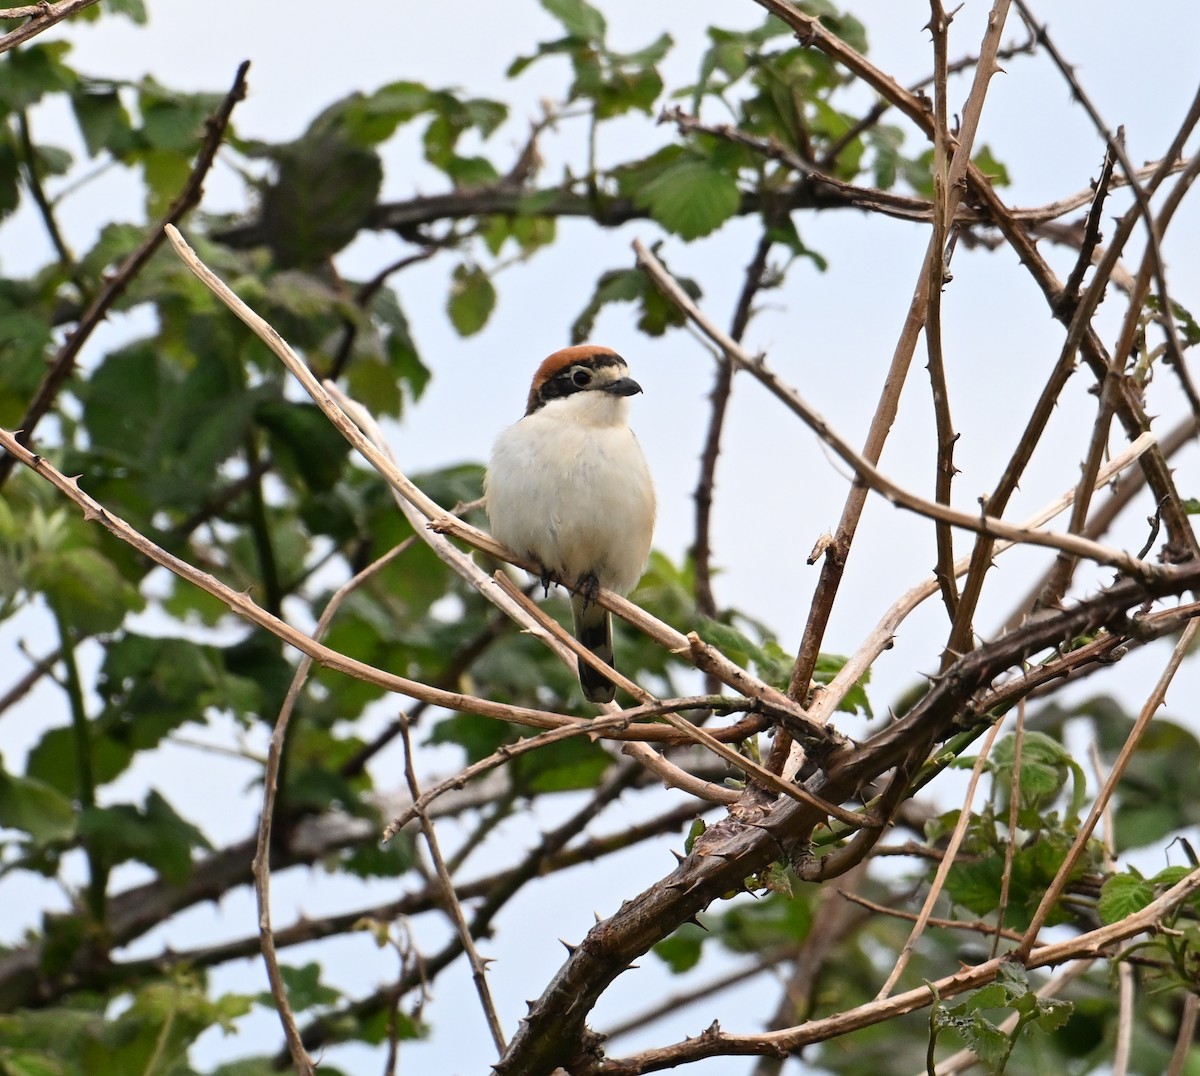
{"left": 541, "top": 390, "right": 630, "bottom": 428}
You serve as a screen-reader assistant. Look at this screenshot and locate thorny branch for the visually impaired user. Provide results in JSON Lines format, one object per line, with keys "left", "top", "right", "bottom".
{"left": 0, "top": 0, "right": 98, "bottom": 53}
{"left": 2, "top": 4, "right": 1199, "bottom": 1073}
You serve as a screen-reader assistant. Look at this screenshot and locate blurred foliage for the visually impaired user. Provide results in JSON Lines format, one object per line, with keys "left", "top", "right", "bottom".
{"left": 0, "top": 0, "right": 1195, "bottom": 1073}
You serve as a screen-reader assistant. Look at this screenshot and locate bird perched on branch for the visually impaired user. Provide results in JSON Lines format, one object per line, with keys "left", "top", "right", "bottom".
{"left": 485, "top": 345, "right": 656, "bottom": 703}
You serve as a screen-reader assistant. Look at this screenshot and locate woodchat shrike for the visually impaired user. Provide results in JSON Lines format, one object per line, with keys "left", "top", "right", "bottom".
{"left": 485, "top": 345, "right": 656, "bottom": 702}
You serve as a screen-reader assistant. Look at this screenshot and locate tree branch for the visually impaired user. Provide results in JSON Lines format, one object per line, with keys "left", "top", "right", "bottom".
{"left": 0, "top": 59, "right": 251, "bottom": 489}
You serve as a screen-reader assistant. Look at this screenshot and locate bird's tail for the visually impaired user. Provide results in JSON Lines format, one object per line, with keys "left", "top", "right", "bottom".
{"left": 572, "top": 592, "right": 616, "bottom": 703}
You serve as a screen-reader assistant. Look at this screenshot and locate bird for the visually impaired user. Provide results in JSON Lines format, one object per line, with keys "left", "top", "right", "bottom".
{"left": 485, "top": 345, "right": 656, "bottom": 703}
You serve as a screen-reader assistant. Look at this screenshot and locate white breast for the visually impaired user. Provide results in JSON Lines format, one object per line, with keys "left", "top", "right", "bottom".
{"left": 485, "top": 393, "right": 655, "bottom": 594}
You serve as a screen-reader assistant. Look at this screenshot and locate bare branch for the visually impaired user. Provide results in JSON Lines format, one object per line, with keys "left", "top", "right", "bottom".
{"left": 0, "top": 0, "right": 98, "bottom": 53}
{"left": 1015, "top": 617, "right": 1200, "bottom": 958}
{"left": 633, "top": 240, "right": 1160, "bottom": 584}
{"left": 592, "top": 867, "right": 1200, "bottom": 1073}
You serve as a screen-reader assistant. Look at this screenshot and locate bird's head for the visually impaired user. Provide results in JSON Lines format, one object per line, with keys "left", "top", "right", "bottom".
{"left": 525, "top": 345, "right": 643, "bottom": 418}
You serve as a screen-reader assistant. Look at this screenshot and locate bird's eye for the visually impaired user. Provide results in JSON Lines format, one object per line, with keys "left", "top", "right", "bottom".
{"left": 570, "top": 367, "right": 592, "bottom": 388}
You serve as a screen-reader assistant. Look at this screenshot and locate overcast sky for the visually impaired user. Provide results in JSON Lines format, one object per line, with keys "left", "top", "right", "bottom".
{"left": 4, "top": 2, "right": 1200, "bottom": 1072}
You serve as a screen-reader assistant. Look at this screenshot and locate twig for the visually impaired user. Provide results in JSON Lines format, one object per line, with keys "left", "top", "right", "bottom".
{"left": 754, "top": 0, "right": 1014, "bottom": 783}
{"left": 1167, "top": 993, "right": 1200, "bottom": 1076}
{"left": 1027, "top": 146, "right": 1123, "bottom": 611}
{"left": 1015, "top": 617, "right": 1200, "bottom": 958}
{"left": 1057, "top": 144, "right": 1117, "bottom": 312}
{"left": 16, "top": 109, "right": 80, "bottom": 286}
{"left": 839, "top": 890, "right": 1023, "bottom": 943}
{"left": 991, "top": 700, "right": 1025, "bottom": 958}
{"left": 759, "top": 0, "right": 1200, "bottom": 573}
{"left": 593, "top": 866, "right": 1200, "bottom": 1072}
{"left": 633, "top": 240, "right": 1159, "bottom": 582}
{"left": 921, "top": 960, "right": 1095, "bottom": 1075}
{"left": 0, "top": 0, "right": 98, "bottom": 53}
{"left": 0, "top": 645, "right": 60, "bottom": 716}
{"left": 1108, "top": 147, "right": 1200, "bottom": 419}
{"left": 398, "top": 716, "right": 507, "bottom": 1055}
{"left": 805, "top": 432, "right": 1157, "bottom": 730}
{"left": 492, "top": 575, "right": 864, "bottom": 822}
{"left": 818, "top": 28, "right": 1037, "bottom": 169}
{"left": 924, "top": 0, "right": 960, "bottom": 621}
{"left": 874, "top": 715, "right": 1004, "bottom": 999}
{"left": 1015, "top": 1, "right": 1191, "bottom": 410}
{"left": 254, "top": 541, "right": 412, "bottom": 1076}
{"left": 693, "top": 232, "right": 773, "bottom": 618}
{"left": 0, "top": 59, "right": 250, "bottom": 489}
{"left": 164, "top": 225, "right": 819, "bottom": 738}
{"left": 0, "top": 425, "right": 710, "bottom": 742}
{"left": 383, "top": 698, "right": 768, "bottom": 840}
{"left": 999, "top": 418, "right": 1198, "bottom": 633}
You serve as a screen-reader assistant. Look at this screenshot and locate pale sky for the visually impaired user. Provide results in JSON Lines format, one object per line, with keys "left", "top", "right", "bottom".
{"left": 3, "top": 3, "right": 1200, "bottom": 1072}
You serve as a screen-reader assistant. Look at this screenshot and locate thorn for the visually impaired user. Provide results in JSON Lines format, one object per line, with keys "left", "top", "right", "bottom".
{"left": 671, "top": 849, "right": 686, "bottom": 864}
{"left": 559, "top": 938, "right": 577, "bottom": 954}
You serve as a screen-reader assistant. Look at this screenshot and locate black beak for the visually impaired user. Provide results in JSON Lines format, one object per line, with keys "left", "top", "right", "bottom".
{"left": 603, "top": 376, "right": 643, "bottom": 397}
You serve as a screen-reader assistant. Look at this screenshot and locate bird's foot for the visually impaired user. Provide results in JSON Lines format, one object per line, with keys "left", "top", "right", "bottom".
{"left": 538, "top": 568, "right": 561, "bottom": 597}
{"left": 576, "top": 571, "right": 601, "bottom": 612}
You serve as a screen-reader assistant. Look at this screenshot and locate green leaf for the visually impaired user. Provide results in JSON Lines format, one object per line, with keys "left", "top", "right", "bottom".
{"left": 0, "top": 311, "right": 51, "bottom": 424}
{"left": 31, "top": 546, "right": 143, "bottom": 635}
{"left": 0, "top": 42, "right": 76, "bottom": 110}
{"left": 105, "top": 0, "right": 148, "bottom": 23}
{"left": 0, "top": 1048, "right": 71, "bottom": 1076}
{"left": 137, "top": 145, "right": 191, "bottom": 215}
{"left": 653, "top": 922, "right": 707, "bottom": 973}
{"left": 80, "top": 976, "right": 251, "bottom": 1073}
{"left": 866, "top": 123, "right": 906, "bottom": 189}
{"left": 0, "top": 764, "right": 77, "bottom": 846}
{"left": 260, "top": 134, "right": 384, "bottom": 267}
{"left": 82, "top": 344, "right": 257, "bottom": 511}
{"left": 1149, "top": 864, "right": 1192, "bottom": 888}
{"left": 255, "top": 400, "right": 349, "bottom": 492}
{"left": 512, "top": 736, "right": 611, "bottom": 793}
{"left": 447, "top": 263, "right": 496, "bottom": 336}
{"left": 571, "top": 261, "right": 702, "bottom": 343}
{"left": 341, "top": 835, "right": 416, "bottom": 880}
{"left": 812, "top": 652, "right": 872, "bottom": 716}
{"left": 136, "top": 78, "right": 221, "bottom": 151}
{"left": 266, "top": 963, "right": 341, "bottom": 1012}
{"left": 972, "top": 144, "right": 1010, "bottom": 187}
{"left": 70, "top": 86, "right": 133, "bottom": 155}
{"left": 540, "top": 0, "right": 607, "bottom": 42}
{"left": 902, "top": 148, "right": 935, "bottom": 199}
{"left": 713, "top": 889, "right": 813, "bottom": 953}
{"left": 634, "top": 158, "right": 741, "bottom": 240}
{"left": 79, "top": 791, "right": 211, "bottom": 884}
{"left": 0, "top": 133, "right": 21, "bottom": 220}
{"left": 1098, "top": 872, "right": 1154, "bottom": 924}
